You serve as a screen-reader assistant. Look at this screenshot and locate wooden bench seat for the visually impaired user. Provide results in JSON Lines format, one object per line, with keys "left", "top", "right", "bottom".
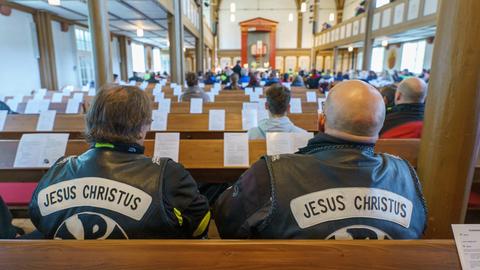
{"left": 0, "top": 240, "right": 460, "bottom": 269}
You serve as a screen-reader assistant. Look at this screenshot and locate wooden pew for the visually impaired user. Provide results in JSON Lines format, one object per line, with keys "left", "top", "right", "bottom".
{"left": 0, "top": 240, "right": 460, "bottom": 269}
{"left": 14, "top": 101, "right": 84, "bottom": 114}
{"left": 0, "top": 113, "right": 320, "bottom": 139}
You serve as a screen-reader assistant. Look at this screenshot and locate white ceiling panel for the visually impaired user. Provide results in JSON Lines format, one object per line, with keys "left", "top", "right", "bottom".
{"left": 154, "top": 19, "right": 168, "bottom": 28}
{"left": 128, "top": 19, "right": 162, "bottom": 30}
{"left": 108, "top": 0, "right": 144, "bottom": 19}
{"left": 109, "top": 20, "right": 137, "bottom": 30}
{"left": 11, "top": 0, "right": 86, "bottom": 20}
{"left": 59, "top": 0, "right": 89, "bottom": 16}
{"left": 125, "top": 0, "right": 168, "bottom": 19}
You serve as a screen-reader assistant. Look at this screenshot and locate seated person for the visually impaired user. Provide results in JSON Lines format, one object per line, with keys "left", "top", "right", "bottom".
{"left": 265, "top": 71, "right": 280, "bottom": 86}
{"left": 291, "top": 75, "right": 305, "bottom": 87}
{"left": 0, "top": 196, "right": 16, "bottom": 239}
{"left": 146, "top": 72, "right": 159, "bottom": 84}
{"left": 380, "top": 78, "right": 427, "bottom": 138}
{"left": 215, "top": 80, "right": 427, "bottom": 239}
{"left": 247, "top": 74, "right": 261, "bottom": 88}
{"left": 181, "top": 72, "right": 210, "bottom": 102}
{"left": 282, "top": 73, "right": 290, "bottom": 83}
{"left": 239, "top": 69, "right": 250, "bottom": 84}
{"left": 29, "top": 85, "right": 210, "bottom": 239}
{"left": 224, "top": 74, "right": 242, "bottom": 90}
{"left": 0, "top": 101, "right": 16, "bottom": 114}
{"left": 379, "top": 84, "right": 397, "bottom": 113}
{"left": 128, "top": 72, "right": 144, "bottom": 82}
{"left": 248, "top": 84, "right": 307, "bottom": 140}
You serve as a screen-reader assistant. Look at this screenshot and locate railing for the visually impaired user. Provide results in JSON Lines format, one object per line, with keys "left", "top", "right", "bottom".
{"left": 314, "top": 0, "right": 440, "bottom": 50}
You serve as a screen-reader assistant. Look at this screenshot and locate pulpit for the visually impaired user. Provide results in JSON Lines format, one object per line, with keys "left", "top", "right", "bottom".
{"left": 239, "top": 17, "right": 278, "bottom": 70}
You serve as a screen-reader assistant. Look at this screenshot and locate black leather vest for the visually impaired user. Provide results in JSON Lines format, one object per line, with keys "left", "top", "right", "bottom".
{"left": 29, "top": 147, "right": 182, "bottom": 239}
{"left": 258, "top": 146, "right": 427, "bottom": 239}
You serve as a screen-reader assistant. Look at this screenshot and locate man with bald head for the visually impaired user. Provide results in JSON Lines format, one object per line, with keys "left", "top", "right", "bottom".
{"left": 380, "top": 77, "right": 428, "bottom": 138}
{"left": 214, "top": 80, "right": 427, "bottom": 239}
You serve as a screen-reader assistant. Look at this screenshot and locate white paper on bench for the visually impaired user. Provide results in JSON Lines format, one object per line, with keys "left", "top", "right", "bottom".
{"left": 242, "top": 109, "right": 258, "bottom": 130}
{"left": 306, "top": 91, "right": 317, "bottom": 103}
{"left": 151, "top": 110, "right": 168, "bottom": 131}
{"left": 290, "top": 98, "right": 302, "bottom": 114}
{"left": 266, "top": 132, "right": 314, "bottom": 155}
{"left": 154, "top": 133, "right": 180, "bottom": 162}
{"left": 224, "top": 133, "right": 249, "bottom": 167}
{"left": 190, "top": 98, "right": 203, "bottom": 114}
{"left": 154, "top": 92, "right": 165, "bottom": 102}
{"left": 51, "top": 93, "right": 63, "bottom": 103}
{"left": 73, "top": 92, "right": 84, "bottom": 102}
{"left": 88, "top": 88, "right": 96, "bottom": 97}
{"left": 207, "top": 92, "right": 216, "bottom": 102}
{"left": 209, "top": 109, "right": 225, "bottom": 131}
{"left": 173, "top": 86, "right": 182, "bottom": 96}
{"left": 153, "top": 85, "right": 162, "bottom": 96}
{"left": 6, "top": 99, "right": 19, "bottom": 112}
{"left": 0, "top": 110, "right": 7, "bottom": 131}
{"left": 241, "top": 82, "right": 249, "bottom": 88}
{"left": 452, "top": 224, "right": 480, "bottom": 270}
{"left": 250, "top": 92, "right": 261, "bottom": 102}
{"left": 36, "top": 110, "right": 56, "bottom": 131}
{"left": 245, "top": 88, "right": 254, "bottom": 96}
{"left": 199, "top": 83, "right": 205, "bottom": 88}
{"left": 25, "top": 100, "right": 50, "bottom": 114}
{"left": 34, "top": 89, "right": 47, "bottom": 100}
{"left": 65, "top": 99, "right": 80, "bottom": 114}
{"left": 81, "top": 85, "right": 89, "bottom": 92}
{"left": 14, "top": 133, "right": 69, "bottom": 168}
{"left": 157, "top": 98, "right": 171, "bottom": 113}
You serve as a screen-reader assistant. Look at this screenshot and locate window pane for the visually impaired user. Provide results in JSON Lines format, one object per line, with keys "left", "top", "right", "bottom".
{"left": 371, "top": 47, "right": 384, "bottom": 73}
{"left": 132, "top": 43, "right": 146, "bottom": 73}
{"left": 153, "top": 48, "right": 162, "bottom": 72}
{"left": 376, "top": 0, "right": 390, "bottom": 8}
{"left": 401, "top": 40, "right": 426, "bottom": 74}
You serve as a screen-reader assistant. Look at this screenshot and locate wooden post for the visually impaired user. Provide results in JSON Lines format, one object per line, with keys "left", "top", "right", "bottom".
{"left": 87, "top": 0, "right": 112, "bottom": 90}
{"left": 34, "top": 11, "right": 58, "bottom": 90}
{"left": 361, "top": 0, "right": 376, "bottom": 71}
{"left": 168, "top": 0, "right": 185, "bottom": 84}
{"left": 297, "top": 12, "right": 303, "bottom": 49}
{"left": 117, "top": 35, "right": 128, "bottom": 82}
{"left": 195, "top": 2, "right": 205, "bottom": 73}
{"left": 418, "top": 0, "right": 480, "bottom": 238}
{"left": 332, "top": 47, "right": 338, "bottom": 72}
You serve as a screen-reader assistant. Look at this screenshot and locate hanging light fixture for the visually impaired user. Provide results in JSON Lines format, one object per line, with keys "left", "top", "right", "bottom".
{"left": 300, "top": 2, "right": 307, "bottom": 13}
{"left": 48, "top": 0, "right": 61, "bottom": 6}
{"left": 382, "top": 40, "right": 389, "bottom": 47}
{"left": 230, "top": 13, "right": 235, "bottom": 22}
{"left": 230, "top": 2, "right": 236, "bottom": 13}
{"left": 136, "top": 28, "right": 144, "bottom": 37}
{"left": 288, "top": 13, "right": 294, "bottom": 22}
{"left": 348, "top": 46, "right": 354, "bottom": 52}
{"left": 329, "top": 13, "right": 335, "bottom": 22}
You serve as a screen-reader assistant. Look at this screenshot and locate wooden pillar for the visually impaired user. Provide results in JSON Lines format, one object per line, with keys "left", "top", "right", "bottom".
{"left": 34, "top": 11, "right": 58, "bottom": 90}
{"left": 418, "top": 0, "right": 480, "bottom": 239}
{"left": 361, "top": 0, "right": 376, "bottom": 71}
{"left": 87, "top": 0, "right": 112, "bottom": 90}
{"left": 297, "top": 12, "right": 303, "bottom": 49}
{"left": 196, "top": 3, "right": 205, "bottom": 73}
{"left": 270, "top": 28, "right": 276, "bottom": 70}
{"left": 117, "top": 35, "right": 128, "bottom": 81}
{"left": 168, "top": 0, "right": 185, "bottom": 84}
{"left": 332, "top": 47, "right": 338, "bottom": 72}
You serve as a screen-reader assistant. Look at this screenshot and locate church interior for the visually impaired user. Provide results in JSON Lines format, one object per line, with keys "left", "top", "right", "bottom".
{"left": 0, "top": 0, "right": 479, "bottom": 269}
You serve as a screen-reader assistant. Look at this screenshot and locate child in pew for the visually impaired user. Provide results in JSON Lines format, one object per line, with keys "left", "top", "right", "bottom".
{"left": 26, "top": 84, "right": 210, "bottom": 240}
{"left": 248, "top": 84, "right": 307, "bottom": 140}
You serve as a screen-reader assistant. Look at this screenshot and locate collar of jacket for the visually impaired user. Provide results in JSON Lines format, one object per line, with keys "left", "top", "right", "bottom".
{"left": 297, "top": 133, "right": 375, "bottom": 155}
{"left": 91, "top": 142, "right": 145, "bottom": 154}
{"left": 390, "top": 103, "right": 425, "bottom": 114}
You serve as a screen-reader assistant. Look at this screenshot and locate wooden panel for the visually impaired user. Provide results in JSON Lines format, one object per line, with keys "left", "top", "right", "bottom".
{"left": 0, "top": 240, "right": 460, "bottom": 269}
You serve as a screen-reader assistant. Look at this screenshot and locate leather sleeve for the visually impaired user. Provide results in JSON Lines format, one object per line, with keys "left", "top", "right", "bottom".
{"left": 162, "top": 160, "right": 211, "bottom": 238}
{"left": 214, "top": 159, "right": 272, "bottom": 239}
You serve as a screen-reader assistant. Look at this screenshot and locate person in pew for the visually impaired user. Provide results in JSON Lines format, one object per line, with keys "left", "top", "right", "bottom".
{"left": 265, "top": 71, "right": 281, "bottom": 87}
{"left": 247, "top": 73, "right": 261, "bottom": 88}
{"left": 181, "top": 72, "right": 210, "bottom": 102}
{"left": 28, "top": 85, "right": 211, "bottom": 239}
{"left": 291, "top": 75, "right": 305, "bottom": 87}
{"left": 0, "top": 100, "right": 16, "bottom": 114}
{"left": 239, "top": 69, "right": 250, "bottom": 84}
{"left": 379, "top": 84, "right": 397, "bottom": 113}
{"left": 248, "top": 84, "right": 307, "bottom": 140}
{"left": 233, "top": 60, "right": 242, "bottom": 77}
{"left": 224, "top": 73, "right": 243, "bottom": 90}
{"left": 146, "top": 72, "right": 160, "bottom": 84}
{"left": 128, "top": 72, "right": 144, "bottom": 83}
{"left": 215, "top": 80, "right": 427, "bottom": 239}
{"left": 0, "top": 196, "right": 17, "bottom": 239}
{"left": 380, "top": 78, "right": 427, "bottom": 138}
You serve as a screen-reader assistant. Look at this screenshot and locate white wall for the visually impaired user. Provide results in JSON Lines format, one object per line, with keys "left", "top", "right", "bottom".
{"left": 0, "top": 9, "right": 41, "bottom": 97}
{"left": 343, "top": 0, "right": 362, "bottom": 21}
{"left": 301, "top": 0, "right": 313, "bottom": 48}
{"left": 218, "top": 0, "right": 298, "bottom": 49}
{"left": 52, "top": 21, "right": 79, "bottom": 89}
{"left": 316, "top": 0, "right": 336, "bottom": 28}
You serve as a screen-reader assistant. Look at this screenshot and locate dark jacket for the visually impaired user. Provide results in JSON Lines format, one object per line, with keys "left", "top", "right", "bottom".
{"left": 232, "top": 64, "right": 242, "bottom": 77}
{"left": 0, "top": 101, "right": 16, "bottom": 114}
{"left": 214, "top": 133, "right": 427, "bottom": 239}
{"left": 128, "top": 76, "right": 144, "bottom": 82}
{"left": 380, "top": 103, "right": 425, "bottom": 138}
{"left": 0, "top": 196, "right": 16, "bottom": 239}
{"left": 29, "top": 142, "right": 210, "bottom": 239}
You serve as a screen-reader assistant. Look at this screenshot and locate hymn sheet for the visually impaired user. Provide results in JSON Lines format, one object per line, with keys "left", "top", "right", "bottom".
{"left": 224, "top": 133, "right": 249, "bottom": 167}
{"left": 154, "top": 133, "right": 180, "bottom": 162}
{"left": 14, "top": 133, "right": 69, "bottom": 168}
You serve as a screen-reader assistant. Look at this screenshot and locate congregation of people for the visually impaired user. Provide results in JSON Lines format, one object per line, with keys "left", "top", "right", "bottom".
{"left": 0, "top": 58, "right": 434, "bottom": 240}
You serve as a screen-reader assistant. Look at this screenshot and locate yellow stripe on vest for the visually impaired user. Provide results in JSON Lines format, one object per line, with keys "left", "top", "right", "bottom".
{"left": 193, "top": 211, "right": 211, "bottom": 237}
{"left": 173, "top": 208, "right": 183, "bottom": 226}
